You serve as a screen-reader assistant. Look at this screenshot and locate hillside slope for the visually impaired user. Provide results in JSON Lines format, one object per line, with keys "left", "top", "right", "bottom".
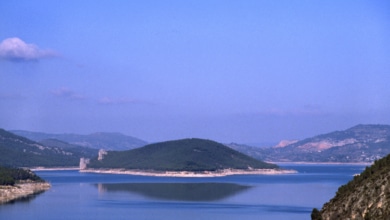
{"left": 39, "top": 138, "right": 97, "bottom": 159}
{"left": 0, "top": 129, "right": 96, "bottom": 167}
{"left": 11, "top": 130, "right": 147, "bottom": 151}
{"left": 230, "top": 124, "right": 390, "bottom": 163}
{"left": 87, "top": 138, "right": 278, "bottom": 171}
{"left": 312, "top": 154, "right": 390, "bottom": 219}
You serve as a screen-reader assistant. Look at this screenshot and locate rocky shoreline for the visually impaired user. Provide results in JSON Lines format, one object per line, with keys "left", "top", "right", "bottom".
{"left": 0, "top": 182, "right": 51, "bottom": 204}
{"left": 80, "top": 168, "right": 297, "bottom": 177}
{"left": 30, "top": 167, "right": 79, "bottom": 171}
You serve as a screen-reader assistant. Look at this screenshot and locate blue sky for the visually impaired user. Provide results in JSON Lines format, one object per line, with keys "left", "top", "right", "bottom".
{"left": 1, "top": 0, "right": 389, "bottom": 144}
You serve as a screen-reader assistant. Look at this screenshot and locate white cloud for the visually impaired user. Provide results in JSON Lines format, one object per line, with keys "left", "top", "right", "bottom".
{"left": 0, "top": 37, "right": 58, "bottom": 61}
{"left": 97, "top": 96, "right": 156, "bottom": 105}
{"left": 51, "top": 87, "right": 85, "bottom": 100}
{"left": 98, "top": 97, "right": 140, "bottom": 105}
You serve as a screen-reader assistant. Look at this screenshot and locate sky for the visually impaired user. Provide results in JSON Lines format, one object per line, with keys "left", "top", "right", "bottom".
{"left": 0, "top": 0, "right": 389, "bottom": 145}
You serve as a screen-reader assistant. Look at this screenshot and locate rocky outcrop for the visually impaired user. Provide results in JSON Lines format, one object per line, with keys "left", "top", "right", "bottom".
{"left": 230, "top": 124, "right": 390, "bottom": 163}
{"left": 313, "top": 154, "right": 390, "bottom": 219}
{"left": 0, "top": 182, "right": 51, "bottom": 204}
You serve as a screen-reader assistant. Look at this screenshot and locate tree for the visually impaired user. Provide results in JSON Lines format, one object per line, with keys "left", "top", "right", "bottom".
{"left": 311, "top": 208, "right": 323, "bottom": 220}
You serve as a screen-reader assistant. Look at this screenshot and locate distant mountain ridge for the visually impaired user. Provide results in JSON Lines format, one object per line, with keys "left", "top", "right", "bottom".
{"left": 286, "top": 124, "right": 390, "bottom": 151}
{"left": 228, "top": 124, "right": 390, "bottom": 163}
{"left": 11, "top": 130, "right": 148, "bottom": 151}
{"left": 5, "top": 124, "right": 390, "bottom": 167}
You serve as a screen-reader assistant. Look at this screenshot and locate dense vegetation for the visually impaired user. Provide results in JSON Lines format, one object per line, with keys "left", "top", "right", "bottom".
{"left": 313, "top": 153, "right": 390, "bottom": 219}
{"left": 0, "top": 166, "right": 44, "bottom": 186}
{"left": 0, "top": 129, "right": 97, "bottom": 167}
{"left": 336, "top": 154, "right": 390, "bottom": 198}
{"left": 88, "top": 138, "right": 278, "bottom": 171}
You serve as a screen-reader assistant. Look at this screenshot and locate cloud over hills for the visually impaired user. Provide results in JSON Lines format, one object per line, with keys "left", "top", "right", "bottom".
{"left": 0, "top": 37, "right": 58, "bottom": 61}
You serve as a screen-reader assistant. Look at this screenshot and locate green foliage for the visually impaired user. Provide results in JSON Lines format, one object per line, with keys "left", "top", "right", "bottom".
{"left": 88, "top": 138, "right": 279, "bottom": 171}
{"left": 336, "top": 153, "right": 390, "bottom": 197}
{"left": 314, "top": 151, "right": 390, "bottom": 219}
{"left": 311, "top": 208, "right": 322, "bottom": 220}
{"left": 0, "top": 166, "right": 44, "bottom": 186}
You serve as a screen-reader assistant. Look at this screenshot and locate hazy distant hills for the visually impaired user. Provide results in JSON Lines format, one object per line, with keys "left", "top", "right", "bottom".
{"left": 228, "top": 124, "right": 390, "bottom": 163}
{"left": 0, "top": 129, "right": 97, "bottom": 167}
{"left": 11, "top": 130, "right": 148, "bottom": 151}
{"left": 312, "top": 153, "right": 390, "bottom": 219}
{"left": 3, "top": 124, "right": 390, "bottom": 167}
{"left": 87, "top": 138, "right": 278, "bottom": 171}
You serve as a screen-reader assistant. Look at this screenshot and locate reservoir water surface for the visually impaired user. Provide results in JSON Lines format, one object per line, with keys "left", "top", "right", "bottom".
{"left": 0, "top": 164, "right": 366, "bottom": 220}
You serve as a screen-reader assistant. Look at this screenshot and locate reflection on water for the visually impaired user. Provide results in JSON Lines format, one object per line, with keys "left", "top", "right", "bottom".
{"left": 96, "top": 183, "right": 251, "bottom": 202}
{"left": 2, "top": 191, "right": 46, "bottom": 205}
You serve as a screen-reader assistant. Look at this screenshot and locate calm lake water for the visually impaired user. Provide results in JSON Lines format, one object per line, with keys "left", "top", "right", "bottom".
{"left": 0, "top": 164, "right": 366, "bottom": 220}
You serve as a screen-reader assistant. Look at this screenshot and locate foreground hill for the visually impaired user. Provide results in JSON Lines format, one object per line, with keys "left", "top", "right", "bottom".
{"left": 11, "top": 130, "right": 147, "bottom": 151}
{"left": 0, "top": 129, "right": 97, "bottom": 167}
{"left": 87, "top": 138, "right": 278, "bottom": 171}
{"left": 229, "top": 124, "right": 390, "bottom": 163}
{"left": 312, "top": 153, "right": 390, "bottom": 219}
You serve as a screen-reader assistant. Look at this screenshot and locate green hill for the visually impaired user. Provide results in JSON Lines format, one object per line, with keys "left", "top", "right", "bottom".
{"left": 87, "top": 138, "right": 278, "bottom": 171}
{"left": 312, "top": 153, "right": 390, "bottom": 219}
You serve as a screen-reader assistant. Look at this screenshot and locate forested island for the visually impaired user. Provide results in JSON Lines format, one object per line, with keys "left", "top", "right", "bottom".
{"left": 82, "top": 138, "right": 296, "bottom": 177}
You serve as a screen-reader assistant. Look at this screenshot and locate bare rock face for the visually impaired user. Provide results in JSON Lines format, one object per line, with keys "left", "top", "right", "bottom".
{"left": 272, "top": 140, "right": 299, "bottom": 148}
{"left": 313, "top": 154, "right": 390, "bottom": 220}
{"left": 231, "top": 124, "right": 390, "bottom": 163}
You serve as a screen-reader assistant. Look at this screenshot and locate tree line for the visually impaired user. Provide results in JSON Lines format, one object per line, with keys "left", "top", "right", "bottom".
{"left": 0, "top": 166, "right": 44, "bottom": 186}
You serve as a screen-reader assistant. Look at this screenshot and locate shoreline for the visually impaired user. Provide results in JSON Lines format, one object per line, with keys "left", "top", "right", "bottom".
{"left": 80, "top": 168, "right": 297, "bottom": 177}
{"left": 30, "top": 167, "right": 80, "bottom": 171}
{"left": 272, "top": 161, "right": 372, "bottom": 165}
{"left": 0, "top": 182, "right": 51, "bottom": 204}
{"left": 29, "top": 162, "right": 372, "bottom": 171}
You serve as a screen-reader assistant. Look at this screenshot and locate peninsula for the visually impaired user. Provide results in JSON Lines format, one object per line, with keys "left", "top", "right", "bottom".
{"left": 0, "top": 167, "right": 50, "bottom": 204}
{"left": 81, "top": 138, "right": 296, "bottom": 177}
